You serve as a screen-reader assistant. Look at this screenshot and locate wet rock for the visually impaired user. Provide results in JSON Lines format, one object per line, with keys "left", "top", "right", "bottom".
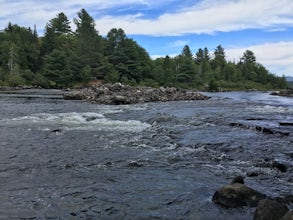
{"left": 231, "top": 176, "right": 245, "bottom": 184}
{"left": 212, "top": 177, "right": 266, "bottom": 208}
{"left": 51, "top": 128, "right": 62, "bottom": 133}
{"left": 229, "top": 122, "right": 289, "bottom": 136}
{"left": 63, "top": 90, "right": 86, "bottom": 100}
{"left": 275, "top": 195, "right": 293, "bottom": 204}
{"left": 63, "top": 83, "right": 210, "bottom": 104}
{"left": 111, "top": 95, "right": 131, "bottom": 105}
{"left": 84, "top": 116, "right": 98, "bottom": 122}
{"left": 127, "top": 161, "right": 144, "bottom": 168}
{"left": 279, "top": 122, "right": 293, "bottom": 126}
{"left": 247, "top": 172, "right": 259, "bottom": 177}
{"left": 253, "top": 199, "right": 289, "bottom": 220}
{"left": 272, "top": 161, "right": 288, "bottom": 173}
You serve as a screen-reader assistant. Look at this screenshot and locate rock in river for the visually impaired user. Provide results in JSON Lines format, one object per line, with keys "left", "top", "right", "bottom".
{"left": 212, "top": 176, "right": 266, "bottom": 208}
{"left": 253, "top": 199, "right": 289, "bottom": 220}
{"left": 63, "top": 83, "right": 210, "bottom": 104}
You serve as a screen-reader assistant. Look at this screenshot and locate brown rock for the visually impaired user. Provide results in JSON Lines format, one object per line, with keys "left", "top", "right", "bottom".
{"left": 212, "top": 180, "right": 266, "bottom": 208}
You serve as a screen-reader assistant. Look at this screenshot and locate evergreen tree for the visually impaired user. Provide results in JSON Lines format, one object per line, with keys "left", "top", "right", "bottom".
{"left": 105, "top": 28, "right": 152, "bottom": 84}
{"left": 238, "top": 50, "right": 257, "bottom": 81}
{"left": 195, "top": 47, "right": 211, "bottom": 79}
{"left": 49, "top": 12, "right": 71, "bottom": 35}
{"left": 162, "top": 55, "right": 176, "bottom": 85}
{"left": 241, "top": 50, "right": 256, "bottom": 64}
{"left": 0, "top": 23, "right": 40, "bottom": 80}
{"left": 105, "top": 28, "right": 128, "bottom": 81}
{"left": 41, "top": 49, "right": 72, "bottom": 87}
{"left": 41, "top": 12, "right": 72, "bottom": 56}
{"left": 176, "top": 45, "right": 195, "bottom": 84}
{"left": 212, "top": 45, "right": 226, "bottom": 70}
{"left": 73, "top": 9, "right": 106, "bottom": 79}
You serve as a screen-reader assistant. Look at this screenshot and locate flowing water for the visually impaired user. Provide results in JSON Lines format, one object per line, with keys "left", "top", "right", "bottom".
{"left": 0, "top": 89, "right": 292, "bottom": 220}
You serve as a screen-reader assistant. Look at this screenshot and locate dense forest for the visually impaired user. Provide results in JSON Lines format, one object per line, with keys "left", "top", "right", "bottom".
{"left": 0, "top": 9, "right": 288, "bottom": 90}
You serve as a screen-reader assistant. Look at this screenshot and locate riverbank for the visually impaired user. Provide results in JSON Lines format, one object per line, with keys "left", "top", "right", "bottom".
{"left": 63, "top": 83, "right": 210, "bottom": 104}
{"left": 0, "top": 85, "right": 41, "bottom": 91}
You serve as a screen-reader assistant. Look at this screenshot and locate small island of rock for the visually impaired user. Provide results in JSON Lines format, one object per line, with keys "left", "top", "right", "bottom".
{"left": 63, "top": 83, "right": 210, "bottom": 105}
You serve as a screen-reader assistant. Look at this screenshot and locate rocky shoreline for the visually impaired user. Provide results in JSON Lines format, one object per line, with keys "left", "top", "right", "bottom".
{"left": 63, "top": 83, "right": 210, "bottom": 104}
{"left": 0, "top": 85, "right": 41, "bottom": 91}
{"left": 271, "top": 88, "right": 293, "bottom": 97}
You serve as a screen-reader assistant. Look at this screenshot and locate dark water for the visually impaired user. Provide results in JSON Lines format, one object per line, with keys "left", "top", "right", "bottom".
{"left": 0, "top": 89, "right": 292, "bottom": 220}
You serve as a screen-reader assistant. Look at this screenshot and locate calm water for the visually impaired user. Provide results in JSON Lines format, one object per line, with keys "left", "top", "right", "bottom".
{"left": 0, "top": 89, "right": 292, "bottom": 220}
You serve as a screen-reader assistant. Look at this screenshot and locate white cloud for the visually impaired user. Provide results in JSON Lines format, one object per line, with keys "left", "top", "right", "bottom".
{"left": 95, "top": 0, "right": 293, "bottom": 36}
{"left": 1, "top": 0, "right": 292, "bottom": 35}
{"left": 0, "top": 0, "right": 154, "bottom": 32}
{"left": 168, "top": 40, "right": 190, "bottom": 48}
{"left": 226, "top": 41, "right": 293, "bottom": 76}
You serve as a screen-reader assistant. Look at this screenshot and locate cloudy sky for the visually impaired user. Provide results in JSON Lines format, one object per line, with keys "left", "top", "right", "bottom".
{"left": 1, "top": 0, "right": 293, "bottom": 77}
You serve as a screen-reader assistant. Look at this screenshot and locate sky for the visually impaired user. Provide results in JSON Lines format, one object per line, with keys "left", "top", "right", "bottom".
{"left": 1, "top": 0, "right": 293, "bottom": 77}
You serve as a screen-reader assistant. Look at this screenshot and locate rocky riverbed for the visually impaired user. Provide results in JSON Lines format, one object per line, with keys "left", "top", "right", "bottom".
{"left": 63, "top": 83, "right": 210, "bottom": 104}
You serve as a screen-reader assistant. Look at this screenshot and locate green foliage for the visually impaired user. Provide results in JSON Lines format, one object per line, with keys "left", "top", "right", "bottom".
{"left": 105, "top": 28, "right": 152, "bottom": 85}
{"left": 175, "top": 45, "right": 195, "bottom": 84}
{"left": 0, "top": 10, "right": 288, "bottom": 90}
{"left": 41, "top": 49, "right": 72, "bottom": 87}
{"left": 73, "top": 9, "right": 107, "bottom": 80}
{"left": 208, "top": 79, "right": 219, "bottom": 92}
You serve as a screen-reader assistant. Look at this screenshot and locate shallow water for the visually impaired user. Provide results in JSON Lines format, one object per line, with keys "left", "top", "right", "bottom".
{"left": 0, "top": 89, "right": 292, "bottom": 219}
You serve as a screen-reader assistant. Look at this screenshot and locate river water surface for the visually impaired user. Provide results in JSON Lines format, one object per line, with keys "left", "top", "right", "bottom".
{"left": 0, "top": 89, "right": 292, "bottom": 220}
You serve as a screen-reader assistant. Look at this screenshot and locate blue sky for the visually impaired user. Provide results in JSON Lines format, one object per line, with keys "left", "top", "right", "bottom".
{"left": 1, "top": 0, "right": 293, "bottom": 77}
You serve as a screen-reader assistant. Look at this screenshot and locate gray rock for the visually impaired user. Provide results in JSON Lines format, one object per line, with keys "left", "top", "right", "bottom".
{"left": 63, "top": 83, "right": 210, "bottom": 104}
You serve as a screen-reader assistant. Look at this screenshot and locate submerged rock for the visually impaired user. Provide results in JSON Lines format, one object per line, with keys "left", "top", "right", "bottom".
{"left": 212, "top": 177, "right": 266, "bottom": 208}
{"left": 229, "top": 122, "right": 290, "bottom": 136}
{"left": 253, "top": 199, "right": 289, "bottom": 220}
{"left": 272, "top": 161, "right": 288, "bottom": 173}
{"left": 63, "top": 83, "right": 210, "bottom": 104}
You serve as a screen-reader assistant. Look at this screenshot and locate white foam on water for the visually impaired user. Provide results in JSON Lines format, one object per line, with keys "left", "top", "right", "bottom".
{"left": 2, "top": 112, "right": 151, "bottom": 133}
{"left": 246, "top": 105, "right": 293, "bottom": 113}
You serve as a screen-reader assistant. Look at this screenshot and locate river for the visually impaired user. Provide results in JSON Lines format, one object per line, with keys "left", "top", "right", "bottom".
{"left": 0, "top": 89, "right": 292, "bottom": 220}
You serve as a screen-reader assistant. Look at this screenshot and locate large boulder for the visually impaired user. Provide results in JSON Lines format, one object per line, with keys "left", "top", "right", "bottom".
{"left": 253, "top": 199, "right": 289, "bottom": 220}
{"left": 212, "top": 176, "right": 266, "bottom": 208}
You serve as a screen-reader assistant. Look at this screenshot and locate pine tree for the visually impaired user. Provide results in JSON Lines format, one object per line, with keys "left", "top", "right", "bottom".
{"left": 176, "top": 45, "right": 195, "bottom": 84}
{"left": 73, "top": 9, "right": 105, "bottom": 79}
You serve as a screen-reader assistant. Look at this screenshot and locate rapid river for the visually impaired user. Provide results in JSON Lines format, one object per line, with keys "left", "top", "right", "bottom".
{"left": 0, "top": 89, "right": 292, "bottom": 219}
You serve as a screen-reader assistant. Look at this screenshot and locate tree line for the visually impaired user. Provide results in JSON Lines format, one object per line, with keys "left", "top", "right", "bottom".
{"left": 0, "top": 9, "right": 288, "bottom": 90}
